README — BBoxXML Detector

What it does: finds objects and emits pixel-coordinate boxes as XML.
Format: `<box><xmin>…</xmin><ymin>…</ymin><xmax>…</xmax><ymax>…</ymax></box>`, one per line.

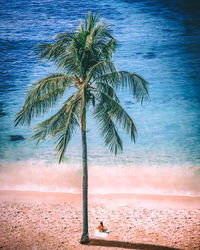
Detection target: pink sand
<box><xmin>0</xmin><ymin>190</ymin><xmax>200</xmax><ymax>249</ymax></box>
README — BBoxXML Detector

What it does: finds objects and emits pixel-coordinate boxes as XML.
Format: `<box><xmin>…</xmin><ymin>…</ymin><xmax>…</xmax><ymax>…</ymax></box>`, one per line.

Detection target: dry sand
<box><xmin>0</xmin><ymin>191</ymin><xmax>200</xmax><ymax>250</ymax></box>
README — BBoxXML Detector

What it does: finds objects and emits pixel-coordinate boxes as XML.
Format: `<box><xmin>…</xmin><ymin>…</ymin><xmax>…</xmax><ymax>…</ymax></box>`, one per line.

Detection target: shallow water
<box><xmin>0</xmin><ymin>0</ymin><xmax>200</xmax><ymax>195</ymax></box>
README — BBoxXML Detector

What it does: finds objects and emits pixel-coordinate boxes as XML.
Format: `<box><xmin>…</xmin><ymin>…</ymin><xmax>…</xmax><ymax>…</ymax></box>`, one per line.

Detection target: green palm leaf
<box><xmin>55</xmin><ymin>94</ymin><xmax>81</xmax><ymax>163</ymax></box>
<box><xmin>15</xmin><ymin>73</ymin><xmax>72</xmax><ymax>126</ymax></box>
<box><xmin>93</xmin><ymin>102</ymin><xmax>123</xmax><ymax>154</ymax></box>
<box><xmin>94</xmin><ymin>90</ymin><xmax>137</xmax><ymax>142</ymax></box>
<box><xmin>86</xmin><ymin>60</ymin><xmax>117</xmax><ymax>83</ymax></box>
<box><xmin>94</xmin><ymin>81</ymin><xmax>119</xmax><ymax>102</ymax></box>
<box><xmin>34</xmin><ymin>32</ymin><xmax>75</xmax><ymax>63</ymax></box>
<box><xmin>30</xmin><ymin>91</ymin><xmax>81</xmax><ymax>162</ymax></box>
<box><xmin>95</xmin><ymin>71</ymin><xmax>149</xmax><ymax>103</ymax></box>
<box><xmin>118</xmin><ymin>71</ymin><xmax>149</xmax><ymax>103</ymax></box>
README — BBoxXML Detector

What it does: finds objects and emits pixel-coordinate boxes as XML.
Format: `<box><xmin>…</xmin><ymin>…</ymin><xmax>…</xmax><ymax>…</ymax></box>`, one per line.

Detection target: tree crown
<box><xmin>15</xmin><ymin>11</ymin><xmax>149</xmax><ymax>162</ymax></box>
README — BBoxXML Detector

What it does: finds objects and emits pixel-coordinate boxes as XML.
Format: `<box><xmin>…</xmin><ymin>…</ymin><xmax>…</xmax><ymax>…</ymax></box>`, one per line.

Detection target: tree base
<box><xmin>80</xmin><ymin>234</ymin><xmax>90</xmax><ymax>244</ymax></box>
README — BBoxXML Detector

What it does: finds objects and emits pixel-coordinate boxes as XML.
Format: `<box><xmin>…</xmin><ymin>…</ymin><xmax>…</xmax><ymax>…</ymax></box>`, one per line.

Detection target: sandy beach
<box><xmin>0</xmin><ymin>191</ymin><xmax>200</xmax><ymax>250</ymax></box>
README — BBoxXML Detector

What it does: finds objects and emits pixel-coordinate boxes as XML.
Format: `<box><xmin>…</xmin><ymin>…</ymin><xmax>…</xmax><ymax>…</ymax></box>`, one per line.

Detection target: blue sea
<box><xmin>0</xmin><ymin>0</ymin><xmax>200</xmax><ymax>195</ymax></box>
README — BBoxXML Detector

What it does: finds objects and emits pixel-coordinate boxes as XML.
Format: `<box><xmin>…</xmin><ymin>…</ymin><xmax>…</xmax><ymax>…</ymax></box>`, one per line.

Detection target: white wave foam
<box><xmin>0</xmin><ymin>161</ymin><xmax>200</xmax><ymax>196</ymax></box>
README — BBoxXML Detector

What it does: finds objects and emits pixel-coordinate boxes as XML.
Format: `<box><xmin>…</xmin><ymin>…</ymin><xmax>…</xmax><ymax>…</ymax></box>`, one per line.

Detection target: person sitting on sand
<box><xmin>95</xmin><ymin>222</ymin><xmax>109</xmax><ymax>237</ymax></box>
<box><xmin>98</xmin><ymin>222</ymin><xmax>108</xmax><ymax>233</ymax></box>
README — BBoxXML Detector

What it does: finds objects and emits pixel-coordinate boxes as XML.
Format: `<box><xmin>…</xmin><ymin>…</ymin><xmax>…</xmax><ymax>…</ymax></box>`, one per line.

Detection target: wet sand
<box><xmin>0</xmin><ymin>190</ymin><xmax>200</xmax><ymax>249</ymax></box>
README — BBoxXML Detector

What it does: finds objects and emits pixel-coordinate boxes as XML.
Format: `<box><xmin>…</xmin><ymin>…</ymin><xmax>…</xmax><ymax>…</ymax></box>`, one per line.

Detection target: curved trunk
<box><xmin>80</xmin><ymin>87</ymin><xmax>89</xmax><ymax>244</ymax></box>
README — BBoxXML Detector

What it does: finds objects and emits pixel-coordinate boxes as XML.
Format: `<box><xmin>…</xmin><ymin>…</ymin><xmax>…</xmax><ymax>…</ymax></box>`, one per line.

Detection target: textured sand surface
<box><xmin>0</xmin><ymin>191</ymin><xmax>199</xmax><ymax>250</ymax></box>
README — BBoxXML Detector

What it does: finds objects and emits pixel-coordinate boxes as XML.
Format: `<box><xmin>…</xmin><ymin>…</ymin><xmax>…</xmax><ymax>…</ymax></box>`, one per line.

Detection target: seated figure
<box><xmin>95</xmin><ymin>221</ymin><xmax>109</xmax><ymax>238</ymax></box>
<box><xmin>98</xmin><ymin>221</ymin><xmax>105</xmax><ymax>232</ymax></box>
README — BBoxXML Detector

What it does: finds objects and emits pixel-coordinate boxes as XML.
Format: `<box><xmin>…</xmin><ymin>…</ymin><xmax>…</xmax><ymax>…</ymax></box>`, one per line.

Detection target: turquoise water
<box><xmin>0</xmin><ymin>0</ymin><xmax>200</xmax><ymax>195</ymax></box>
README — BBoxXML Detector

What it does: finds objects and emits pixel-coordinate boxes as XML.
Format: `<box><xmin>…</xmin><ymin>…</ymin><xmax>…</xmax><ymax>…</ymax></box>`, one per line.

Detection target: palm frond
<box><xmin>85</xmin><ymin>21</ymin><xmax>114</xmax><ymax>48</ymax></box>
<box><xmin>55</xmin><ymin>95</ymin><xmax>81</xmax><ymax>163</ymax></box>
<box><xmin>118</xmin><ymin>71</ymin><xmax>149</xmax><ymax>103</ymax></box>
<box><xmin>15</xmin><ymin>73</ymin><xmax>72</xmax><ymax>126</ymax></box>
<box><xmin>102</xmin><ymin>38</ymin><xmax>117</xmax><ymax>59</ymax></box>
<box><xmin>34</xmin><ymin>32</ymin><xmax>75</xmax><ymax>64</ymax></box>
<box><xmin>74</xmin><ymin>12</ymin><xmax>117</xmax><ymax>77</ymax></box>
<box><xmin>95</xmin><ymin>90</ymin><xmax>137</xmax><ymax>142</ymax></box>
<box><xmin>90</xmin><ymin>22</ymin><xmax>117</xmax><ymax>59</ymax></box>
<box><xmin>30</xmin><ymin>91</ymin><xmax>81</xmax><ymax>162</ymax></box>
<box><xmin>95</xmin><ymin>81</ymin><xmax>119</xmax><ymax>102</ymax></box>
<box><xmin>93</xmin><ymin>102</ymin><xmax>123</xmax><ymax>154</ymax></box>
<box><xmin>94</xmin><ymin>71</ymin><xmax>121</xmax><ymax>86</ymax></box>
<box><xmin>94</xmin><ymin>70</ymin><xmax>149</xmax><ymax>103</ymax></box>
<box><xmin>81</xmin><ymin>11</ymin><xmax>100</xmax><ymax>34</ymax></box>
<box><xmin>86</xmin><ymin>60</ymin><xmax>117</xmax><ymax>83</ymax></box>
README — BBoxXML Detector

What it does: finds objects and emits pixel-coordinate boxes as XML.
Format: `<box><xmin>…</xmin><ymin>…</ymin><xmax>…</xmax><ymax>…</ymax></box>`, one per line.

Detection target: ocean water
<box><xmin>0</xmin><ymin>0</ymin><xmax>200</xmax><ymax>196</ymax></box>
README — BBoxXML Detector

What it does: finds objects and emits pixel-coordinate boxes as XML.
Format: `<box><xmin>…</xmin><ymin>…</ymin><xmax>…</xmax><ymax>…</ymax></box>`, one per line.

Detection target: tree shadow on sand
<box><xmin>87</xmin><ymin>238</ymin><xmax>180</xmax><ymax>250</ymax></box>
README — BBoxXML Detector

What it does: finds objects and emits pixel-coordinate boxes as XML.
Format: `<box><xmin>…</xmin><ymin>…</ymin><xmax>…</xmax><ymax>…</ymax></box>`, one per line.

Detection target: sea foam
<box><xmin>0</xmin><ymin>161</ymin><xmax>199</xmax><ymax>197</ymax></box>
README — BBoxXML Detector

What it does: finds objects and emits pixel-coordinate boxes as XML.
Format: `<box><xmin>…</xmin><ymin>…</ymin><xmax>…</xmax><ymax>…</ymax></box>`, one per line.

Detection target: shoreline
<box><xmin>0</xmin><ymin>190</ymin><xmax>200</xmax><ymax>249</ymax></box>
<box><xmin>0</xmin><ymin>190</ymin><xmax>200</xmax><ymax>209</ymax></box>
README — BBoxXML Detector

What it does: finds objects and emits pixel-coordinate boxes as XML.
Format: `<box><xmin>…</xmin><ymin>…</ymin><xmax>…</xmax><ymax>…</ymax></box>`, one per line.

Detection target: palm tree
<box><xmin>15</xmin><ymin>11</ymin><xmax>149</xmax><ymax>244</ymax></box>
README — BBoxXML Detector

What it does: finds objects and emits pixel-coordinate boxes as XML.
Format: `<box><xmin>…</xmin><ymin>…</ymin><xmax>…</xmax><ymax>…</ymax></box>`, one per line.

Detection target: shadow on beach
<box><xmin>87</xmin><ymin>238</ymin><xmax>180</xmax><ymax>250</ymax></box>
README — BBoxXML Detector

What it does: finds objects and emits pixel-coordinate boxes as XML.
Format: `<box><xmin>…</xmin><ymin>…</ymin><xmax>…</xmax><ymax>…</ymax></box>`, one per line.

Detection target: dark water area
<box><xmin>0</xmin><ymin>0</ymin><xmax>199</xmax><ymax>194</ymax></box>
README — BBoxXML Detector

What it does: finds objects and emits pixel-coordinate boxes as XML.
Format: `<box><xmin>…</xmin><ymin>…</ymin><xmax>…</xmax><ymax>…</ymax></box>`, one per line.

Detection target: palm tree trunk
<box><xmin>80</xmin><ymin>112</ymin><xmax>89</xmax><ymax>244</ymax></box>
